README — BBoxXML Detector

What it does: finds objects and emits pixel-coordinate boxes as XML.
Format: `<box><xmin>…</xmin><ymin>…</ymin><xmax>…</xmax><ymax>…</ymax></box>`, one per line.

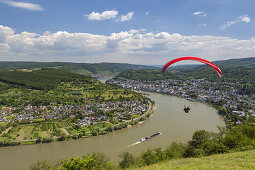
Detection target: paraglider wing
<box><xmin>162</xmin><ymin>57</ymin><xmax>222</xmax><ymax>77</ymax></box>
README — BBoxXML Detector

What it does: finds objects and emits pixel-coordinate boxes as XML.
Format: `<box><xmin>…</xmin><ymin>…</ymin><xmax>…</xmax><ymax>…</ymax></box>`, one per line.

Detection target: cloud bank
<box><xmin>0</xmin><ymin>25</ymin><xmax>255</xmax><ymax>64</ymax></box>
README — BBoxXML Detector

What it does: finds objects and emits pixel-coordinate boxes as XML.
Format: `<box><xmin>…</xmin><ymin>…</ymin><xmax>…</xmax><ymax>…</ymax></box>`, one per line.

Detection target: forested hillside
<box><xmin>182</xmin><ymin>57</ymin><xmax>255</xmax><ymax>83</ymax></box>
<box><xmin>0</xmin><ymin>69</ymin><xmax>93</xmax><ymax>90</ymax></box>
<box><xmin>114</xmin><ymin>69</ymin><xmax>179</xmax><ymax>81</ymax></box>
<box><xmin>214</xmin><ymin>57</ymin><xmax>255</xmax><ymax>67</ymax></box>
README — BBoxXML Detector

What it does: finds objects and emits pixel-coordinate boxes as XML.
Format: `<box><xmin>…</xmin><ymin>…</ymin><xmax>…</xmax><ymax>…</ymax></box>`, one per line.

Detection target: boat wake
<box><xmin>130</xmin><ymin>141</ymin><xmax>141</xmax><ymax>146</ymax></box>
<box><xmin>121</xmin><ymin>141</ymin><xmax>141</xmax><ymax>150</ymax></box>
<box><xmin>122</xmin><ymin>132</ymin><xmax>162</xmax><ymax>150</ymax></box>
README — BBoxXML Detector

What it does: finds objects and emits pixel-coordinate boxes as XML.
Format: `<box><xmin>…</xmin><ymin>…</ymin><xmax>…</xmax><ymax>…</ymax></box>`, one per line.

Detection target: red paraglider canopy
<box><xmin>162</xmin><ymin>56</ymin><xmax>222</xmax><ymax>77</ymax></box>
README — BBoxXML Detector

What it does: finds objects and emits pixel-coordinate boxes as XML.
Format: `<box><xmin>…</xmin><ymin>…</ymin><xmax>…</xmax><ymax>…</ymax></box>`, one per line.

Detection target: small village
<box><xmin>108</xmin><ymin>78</ymin><xmax>255</xmax><ymax>121</ymax></box>
<box><xmin>0</xmin><ymin>100</ymin><xmax>149</xmax><ymax>126</ymax></box>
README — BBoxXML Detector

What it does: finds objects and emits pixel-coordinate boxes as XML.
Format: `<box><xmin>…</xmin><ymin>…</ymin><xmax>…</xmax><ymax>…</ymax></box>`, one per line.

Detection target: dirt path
<box><xmin>61</xmin><ymin>128</ymin><xmax>70</xmax><ymax>136</ymax></box>
<box><xmin>1</xmin><ymin>126</ymin><xmax>12</xmax><ymax>136</ymax></box>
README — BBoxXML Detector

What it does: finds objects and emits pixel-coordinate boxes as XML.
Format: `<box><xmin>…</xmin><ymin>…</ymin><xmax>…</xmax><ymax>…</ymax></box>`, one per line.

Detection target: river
<box><xmin>0</xmin><ymin>92</ymin><xmax>225</xmax><ymax>170</ymax></box>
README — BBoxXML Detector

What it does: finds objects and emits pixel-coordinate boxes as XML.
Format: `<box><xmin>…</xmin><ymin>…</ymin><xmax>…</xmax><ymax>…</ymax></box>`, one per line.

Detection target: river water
<box><xmin>0</xmin><ymin>92</ymin><xmax>225</xmax><ymax>170</ymax></box>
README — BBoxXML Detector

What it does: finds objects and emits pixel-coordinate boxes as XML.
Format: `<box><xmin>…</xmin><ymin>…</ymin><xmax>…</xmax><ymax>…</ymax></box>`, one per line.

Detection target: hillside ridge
<box><xmin>0</xmin><ymin>61</ymin><xmax>156</xmax><ymax>75</ymax></box>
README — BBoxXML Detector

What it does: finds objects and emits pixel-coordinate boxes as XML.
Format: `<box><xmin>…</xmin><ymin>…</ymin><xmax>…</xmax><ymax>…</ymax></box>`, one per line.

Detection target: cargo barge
<box><xmin>139</xmin><ymin>132</ymin><xmax>162</xmax><ymax>142</ymax></box>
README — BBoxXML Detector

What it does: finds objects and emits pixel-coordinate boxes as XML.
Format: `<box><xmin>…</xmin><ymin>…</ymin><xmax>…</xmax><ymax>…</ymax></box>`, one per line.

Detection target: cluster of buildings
<box><xmin>108</xmin><ymin>78</ymin><xmax>255</xmax><ymax>118</ymax></box>
<box><xmin>0</xmin><ymin>100</ymin><xmax>148</xmax><ymax>126</ymax></box>
<box><xmin>75</xmin><ymin>100</ymin><xmax>148</xmax><ymax>127</ymax></box>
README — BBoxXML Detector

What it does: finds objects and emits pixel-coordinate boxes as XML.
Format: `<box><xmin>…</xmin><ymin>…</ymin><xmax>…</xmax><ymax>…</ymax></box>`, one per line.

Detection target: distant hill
<box><xmin>185</xmin><ymin>57</ymin><xmax>255</xmax><ymax>82</ymax></box>
<box><xmin>141</xmin><ymin>149</ymin><xmax>255</xmax><ymax>170</ymax></box>
<box><xmin>114</xmin><ymin>69</ymin><xmax>178</xmax><ymax>81</ymax></box>
<box><xmin>214</xmin><ymin>57</ymin><xmax>255</xmax><ymax>67</ymax></box>
<box><xmin>114</xmin><ymin>57</ymin><xmax>255</xmax><ymax>82</ymax></box>
<box><xmin>166</xmin><ymin>57</ymin><xmax>255</xmax><ymax>70</ymax></box>
<box><xmin>0</xmin><ymin>62</ymin><xmax>156</xmax><ymax>75</ymax></box>
<box><xmin>171</xmin><ymin>64</ymin><xmax>202</xmax><ymax>70</ymax></box>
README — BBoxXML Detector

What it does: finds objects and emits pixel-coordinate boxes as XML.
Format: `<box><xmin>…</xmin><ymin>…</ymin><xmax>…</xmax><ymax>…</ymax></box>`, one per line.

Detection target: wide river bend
<box><xmin>0</xmin><ymin>92</ymin><xmax>225</xmax><ymax>170</ymax></box>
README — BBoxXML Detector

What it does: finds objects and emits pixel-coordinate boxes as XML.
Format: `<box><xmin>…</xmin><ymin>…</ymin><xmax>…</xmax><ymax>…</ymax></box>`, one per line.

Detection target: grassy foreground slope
<box><xmin>141</xmin><ymin>149</ymin><xmax>255</xmax><ymax>170</ymax></box>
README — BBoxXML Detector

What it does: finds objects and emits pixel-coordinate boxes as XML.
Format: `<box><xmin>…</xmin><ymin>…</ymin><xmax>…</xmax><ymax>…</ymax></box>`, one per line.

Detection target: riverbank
<box><xmin>0</xmin><ymin>100</ymin><xmax>155</xmax><ymax>147</ymax></box>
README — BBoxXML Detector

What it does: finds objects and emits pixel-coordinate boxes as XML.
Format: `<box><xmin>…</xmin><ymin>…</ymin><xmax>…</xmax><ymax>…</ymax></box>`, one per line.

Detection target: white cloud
<box><xmin>1</xmin><ymin>25</ymin><xmax>255</xmax><ymax>64</ymax></box>
<box><xmin>220</xmin><ymin>15</ymin><xmax>251</xmax><ymax>30</ymax></box>
<box><xmin>193</xmin><ymin>11</ymin><xmax>207</xmax><ymax>17</ymax></box>
<box><xmin>1</xmin><ymin>0</ymin><xmax>44</xmax><ymax>11</ymax></box>
<box><xmin>119</xmin><ymin>11</ymin><xmax>134</xmax><ymax>22</ymax></box>
<box><xmin>193</xmin><ymin>11</ymin><xmax>202</xmax><ymax>15</ymax></box>
<box><xmin>145</xmin><ymin>11</ymin><xmax>149</xmax><ymax>15</ymax></box>
<box><xmin>0</xmin><ymin>25</ymin><xmax>14</xmax><ymax>43</ymax></box>
<box><xmin>241</xmin><ymin>16</ymin><xmax>251</xmax><ymax>23</ymax></box>
<box><xmin>199</xmin><ymin>24</ymin><xmax>207</xmax><ymax>27</ymax></box>
<box><xmin>85</xmin><ymin>10</ymin><xmax>118</xmax><ymax>21</ymax></box>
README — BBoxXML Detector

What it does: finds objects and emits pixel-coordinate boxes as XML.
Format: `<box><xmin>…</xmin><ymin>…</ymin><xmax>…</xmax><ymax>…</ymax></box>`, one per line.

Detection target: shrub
<box><xmin>60</xmin><ymin>152</ymin><xmax>114</xmax><ymax>169</ymax></box>
<box><xmin>57</xmin><ymin>136</ymin><xmax>65</xmax><ymax>141</ymax></box>
<box><xmin>164</xmin><ymin>142</ymin><xmax>186</xmax><ymax>159</ymax></box>
<box><xmin>140</xmin><ymin>148</ymin><xmax>157</xmax><ymax>165</ymax></box>
<box><xmin>119</xmin><ymin>152</ymin><xmax>135</xmax><ymax>169</ymax></box>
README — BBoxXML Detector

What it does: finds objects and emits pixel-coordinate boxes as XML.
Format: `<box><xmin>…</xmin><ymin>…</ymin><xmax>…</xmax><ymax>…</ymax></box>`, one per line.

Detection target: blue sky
<box><xmin>0</xmin><ymin>0</ymin><xmax>255</xmax><ymax>64</ymax></box>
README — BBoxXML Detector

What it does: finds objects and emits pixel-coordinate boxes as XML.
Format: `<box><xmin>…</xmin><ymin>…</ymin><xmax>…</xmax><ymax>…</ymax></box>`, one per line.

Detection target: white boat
<box><xmin>139</xmin><ymin>137</ymin><xmax>146</xmax><ymax>142</ymax></box>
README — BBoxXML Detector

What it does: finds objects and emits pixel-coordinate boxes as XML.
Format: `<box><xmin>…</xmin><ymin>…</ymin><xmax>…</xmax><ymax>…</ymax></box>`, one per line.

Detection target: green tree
<box><xmin>60</xmin><ymin>152</ymin><xmax>113</xmax><ymax>170</ymax></box>
<box><xmin>140</xmin><ymin>148</ymin><xmax>157</xmax><ymax>165</ymax></box>
<box><xmin>164</xmin><ymin>142</ymin><xmax>186</xmax><ymax>159</ymax></box>
<box><xmin>119</xmin><ymin>152</ymin><xmax>135</xmax><ymax>169</ymax></box>
<box><xmin>189</xmin><ymin>130</ymin><xmax>211</xmax><ymax>148</ymax></box>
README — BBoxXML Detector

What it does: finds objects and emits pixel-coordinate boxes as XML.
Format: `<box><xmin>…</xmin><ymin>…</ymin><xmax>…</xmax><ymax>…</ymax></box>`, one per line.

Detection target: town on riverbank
<box><xmin>108</xmin><ymin>77</ymin><xmax>255</xmax><ymax>126</ymax></box>
<box><xmin>0</xmin><ymin>99</ymin><xmax>154</xmax><ymax>146</ymax></box>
